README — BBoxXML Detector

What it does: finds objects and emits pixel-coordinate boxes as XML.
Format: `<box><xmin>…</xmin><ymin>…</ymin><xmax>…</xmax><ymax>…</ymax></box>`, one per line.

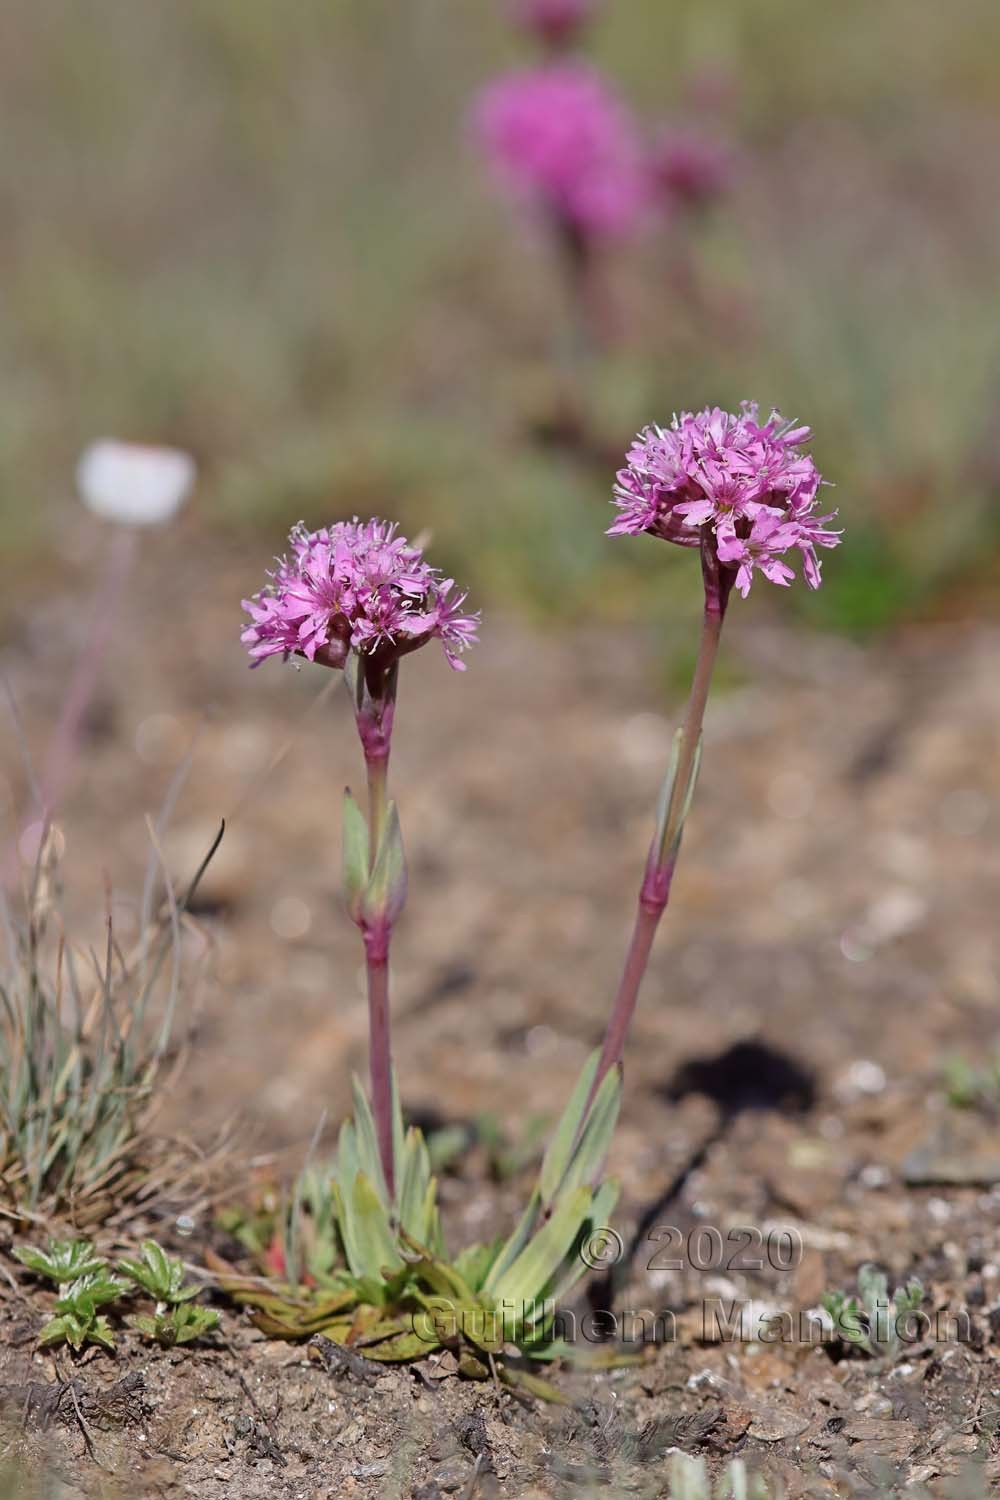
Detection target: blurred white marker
<box><xmin>77</xmin><ymin>439</ymin><xmax>195</xmax><ymax>527</ymax></box>
<box><xmin>270</xmin><ymin>895</ymin><xmax>312</xmax><ymax>941</ymax></box>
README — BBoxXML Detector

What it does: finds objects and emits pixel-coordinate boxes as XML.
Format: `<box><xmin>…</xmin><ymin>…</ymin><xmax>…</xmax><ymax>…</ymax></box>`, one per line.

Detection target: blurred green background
<box><xmin>3</xmin><ymin>0</ymin><xmax>999</xmax><ymax>633</ymax></box>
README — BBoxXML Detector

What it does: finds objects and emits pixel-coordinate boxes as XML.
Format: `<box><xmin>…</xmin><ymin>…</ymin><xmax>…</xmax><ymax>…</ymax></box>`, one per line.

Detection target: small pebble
<box><xmin>836</xmin><ymin>1059</ymin><xmax>887</xmax><ymax>1099</ymax></box>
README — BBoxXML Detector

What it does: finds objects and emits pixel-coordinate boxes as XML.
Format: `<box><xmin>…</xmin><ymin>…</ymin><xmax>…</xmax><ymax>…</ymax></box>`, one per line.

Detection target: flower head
<box><xmin>242</xmin><ymin>519</ymin><xmax>479</xmax><ymax>671</ymax></box>
<box><xmin>610</xmin><ymin>404</ymin><xmax>841</xmax><ymax>594</ymax></box>
<box><xmin>509</xmin><ymin>0</ymin><xmax>599</xmax><ymax>47</ymax></box>
<box><xmin>77</xmin><ymin>440</ymin><xmax>195</xmax><ymax>526</ymax></box>
<box><xmin>650</xmin><ymin>127</ymin><xmax>732</xmax><ymax>211</ymax></box>
<box><xmin>474</xmin><ymin>62</ymin><xmax>648</xmax><ymax>238</ymax></box>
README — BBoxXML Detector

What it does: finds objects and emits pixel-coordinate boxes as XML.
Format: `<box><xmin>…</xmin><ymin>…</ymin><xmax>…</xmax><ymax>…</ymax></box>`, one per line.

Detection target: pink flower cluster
<box><xmin>650</xmin><ymin>127</ymin><xmax>732</xmax><ymax>211</ymax></box>
<box><xmin>510</xmin><ymin>0</ymin><xmax>598</xmax><ymax>46</ymax></box>
<box><xmin>474</xmin><ymin>62</ymin><xmax>648</xmax><ymax>238</ymax></box>
<box><xmin>242</xmin><ymin>519</ymin><xmax>479</xmax><ymax>671</ymax></box>
<box><xmin>610</xmin><ymin>405</ymin><xmax>841</xmax><ymax>596</ymax></box>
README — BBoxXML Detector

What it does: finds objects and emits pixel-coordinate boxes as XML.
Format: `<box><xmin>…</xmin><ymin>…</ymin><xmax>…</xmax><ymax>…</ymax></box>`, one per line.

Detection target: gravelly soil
<box><xmin>1</xmin><ymin>526</ymin><xmax>999</xmax><ymax>1496</ymax></box>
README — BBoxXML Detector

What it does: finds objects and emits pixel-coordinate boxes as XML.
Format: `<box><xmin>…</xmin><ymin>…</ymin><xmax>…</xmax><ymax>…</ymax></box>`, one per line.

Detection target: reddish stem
<box><xmin>364</xmin><ymin>944</ymin><xmax>395</xmax><ymax>1200</ymax></box>
<box><xmin>591</xmin><ymin>540</ymin><xmax>732</xmax><ymax>1097</ymax></box>
<box><xmin>358</xmin><ymin>683</ymin><xmax>396</xmax><ymax>1199</ymax></box>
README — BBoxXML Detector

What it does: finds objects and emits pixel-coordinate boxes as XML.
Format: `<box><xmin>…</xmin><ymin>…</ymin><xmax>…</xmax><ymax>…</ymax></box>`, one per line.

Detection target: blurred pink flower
<box><xmin>610</xmin><ymin>404</ymin><xmax>841</xmax><ymax>593</ymax></box>
<box><xmin>242</xmin><ymin>519</ymin><xmax>479</xmax><ymax>671</ymax></box>
<box><xmin>509</xmin><ymin>0</ymin><xmax>598</xmax><ymax>47</ymax></box>
<box><xmin>650</xmin><ymin>127</ymin><xmax>732</xmax><ymax>211</ymax></box>
<box><xmin>474</xmin><ymin>62</ymin><xmax>649</xmax><ymax>238</ymax></box>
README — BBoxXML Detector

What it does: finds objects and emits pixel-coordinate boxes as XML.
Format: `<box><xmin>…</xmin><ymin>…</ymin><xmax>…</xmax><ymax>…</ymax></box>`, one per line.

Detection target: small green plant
<box><xmin>118</xmin><ymin>1238</ymin><xmax>202</xmax><ymax>1303</ymax></box>
<box><xmin>214</xmin><ymin>1059</ymin><xmax>621</xmax><ymax>1398</ymax></box>
<box><xmin>37</xmin><ymin>1268</ymin><xmax>126</xmax><ymax>1352</ymax></box>
<box><xmin>943</xmin><ymin>1053</ymin><xmax>1000</xmax><ymax>1111</ymax></box>
<box><xmin>0</xmin><ymin>820</ymin><xmax>221</xmax><ymax>1219</ymax></box>
<box><xmin>14</xmin><ymin>1238</ymin><xmax>126</xmax><ymax>1351</ymax></box>
<box><xmin>14</xmin><ymin>1235</ymin><xmax>218</xmax><ymax>1352</ymax></box>
<box><xmin>821</xmin><ymin>1262</ymin><xmax>924</xmax><ymax>1361</ymax></box>
<box><xmin>12</xmin><ymin>1237</ymin><xmax>106</xmax><ymax>1284</ymax></box>
<box><xmin>129</xmin><ymin>1300</ymin><xmax>220</xmax><ymax>1348</ymax></box>
<box><xmin>119</xmin><ymin>1238</ymin><xmax>220</xmax><ymax>1346</ymax></box>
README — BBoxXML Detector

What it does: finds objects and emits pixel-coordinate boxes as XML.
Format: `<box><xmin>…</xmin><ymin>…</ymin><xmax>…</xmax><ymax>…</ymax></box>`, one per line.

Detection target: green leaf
<box><xmin>482</xmin><ymin>1189</ymin><xmax>541</xmax><ymax>1296</ymax></box>
<box><xmin>58</xmin><ymin>1270</ymin><xmax>127</xmax><ymax>1313</ymax></box>
<box><xmin>171</xmin><ymin>1304</ymin><xmax>220</xmax><ymax>1345</ymax></box>
<box><xmin>391</xmin><ymin>1071</ymin><xmax>406</xmax><ymax>1206</ymax></box>
<box><xmin>490</xmin><ymin>1186</ymin><xmax>593</xmax><ymax>1308</ymax></box>
<box><xmin>128</xmin><ymin>1314</ymin><xmax>161</xmax><ymax>1339</ymax></box>
<box><xmin>858</xmin><ymin>1263</ymin><xmax>889</xmax><ymax>1314</ymax></box>
<box><xmin>143</xmin><ymin>1239</ymin><xmax>171</xmax><ymax>1289</ymax></box>
<box><xmin>498</xmin><ymin>1363</ymin><xmax>572</xmax><ymax>1406</ymax></box>
<box><xmin>361</xmin><ymin>801</ymin><xmax>407</xmax><ymax>928</ymax></box>
<box><xmin>538</xmin><ymin>1051</ymin><xmax>599</xmax><ymax>1207</ymax></box>
<box><xmin>39</xmin><ymin>1304</ymin><xmax>117</xmax><ymax>1352</ymax></box>
<box><xmin>895</xmin><ymin>1278</ymin><xmax>923</xmax><ymax>1314</ymax></box>
<box><xmin>556</xmin><ymin>1067</ymin><xmax>622</xmax><ymax>1200</ymax></box>
<box><xmin>349</xmin><ymin>1076</ymin><xmax>390</xmax><ymax>1206</ymax></box>
<box><xmin>652</xmin><ymin>728</ymin><xmax>704</xmax><ymax>861</ymax></box>
<box><xmin>333</xmin><ymin>1117</ymin><xmax>360</xmax><ymax>1211</ymax></box>
<box><xmin>14</xmin><ymin>1238</ymin><xmax>105</xmax><ymax>1284</ymax></box>
<box><xmin>38</xmin><ymin>1314</ymin><xmax>77</xmax><ymax>1348</ymax></box>
<box><xmin>398</xmin><ymin>1127</ymin><xmax>433</xmax><ymax>1239</ymax></box>
<box><xmin>410</xmin><ymin>1285</ymin><xmax>503</xmax><ymax>1355</ymax></box>
<box><xmin>399</xmin><ymin>1236</ymin><xmax>480</xmax><ymax>1305</ymax></box>
<box><xmin>119</xmin><ymin>1239</ymin><xmax>190</xmax><ymax>1301</ymax></box>
<box><xmin>357</xmin><ymin>1328</ymin><xmax>438</xmax><ymax>1362</ymax></box>
<box><xmin>539</xmin><ymin>1178</ymin><xmax>620</xmax><ymax>1316</ymax></box>
<box><xmin>88</xmin><ymin>1315</ymin><xmax>116</xmax><ymax>1351</ymax></box>
<box><xmin>343</xmin><ymin>650</ymin><xmax>363</xmax><ymax>713</ymax></box>
<box><xmin>453</xmin><ymin>1237</ymin><xmax>505</xmax><ymax>1295</ymax></box>
<box><xmin>129</xmin><ymin>1302</ymin><xmax>219</xmax><ymax>1347</ymax></box>
<box><xmin>342</xmin><ymin>789</ymin><xmax>370</xmax><ymax>923</ymax></box>
<box><xmin>348</xmin><ymin>1172</ymin><xmax>402</xmax><ymax>1281</ymax></box>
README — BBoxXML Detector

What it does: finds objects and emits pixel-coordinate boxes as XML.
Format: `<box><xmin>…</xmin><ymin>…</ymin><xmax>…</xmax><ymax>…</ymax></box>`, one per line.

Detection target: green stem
<box><xmin>366</xmin><ymin>756</ymin><xmax>388</xmax><ymax>872</ymax></box>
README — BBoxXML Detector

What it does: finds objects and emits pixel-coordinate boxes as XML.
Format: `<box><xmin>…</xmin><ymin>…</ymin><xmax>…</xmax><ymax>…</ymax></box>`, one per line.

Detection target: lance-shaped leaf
<box><xmin>482</xmin><ymin>1188</ymin><xmax>541</xmax><ymax>1296</ymax></box>
<box><xmin>652</xmin><ymin>728</ymin><xmax>704</xmax><ymax>861</ymax></box>
<box><xmin>361</xmin><ymin>801</ymin><xmax>407</xmax><ymax>929</ymax></box>
<box><xmin>390</xmin><ymin>1071</ymin><xmax>406</xmax><ymax>1204</ymax></box>
<box><xmin>337</xmin><ymin>1171</ymin><xmax>402</xmax><ymax>1282</ymax></box>
<box><xmin>490</xmin><ymin>1185</ymin><xmax>593</xmax><ymax>1308</ymax></box>
<box><xmin>342</xmin><ymin>789</ymin><xmax>370</xmax><ymax>923</ymax></box>
<box><xmin>554</xmin><ymin>1066</ymin><xmax>622</xmax><ymax>1201</ymax></box>
<box><xmin>333</xmin><ymin>1116</ymin><xmax>361</xmax><ymax>1212</ymax></box>
<box><xmin>540</xmin><ymin>1178</ymin><xmax>620</xmax><ymax>1314</ymax></box>
<box><xmin>350</xmin><ymin>1074</ymin><xmax>390</xmax><ymax>1206</ymax></box>
<box><xmin>397</xmin><ymin>1127</ymin><xmax>434</xmax><ymax>1242</ymax></box>
<box><xmin>538</xmin><ymin>1051</ymin><xmax>599</xmax><ymax>1208</ymax></box>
